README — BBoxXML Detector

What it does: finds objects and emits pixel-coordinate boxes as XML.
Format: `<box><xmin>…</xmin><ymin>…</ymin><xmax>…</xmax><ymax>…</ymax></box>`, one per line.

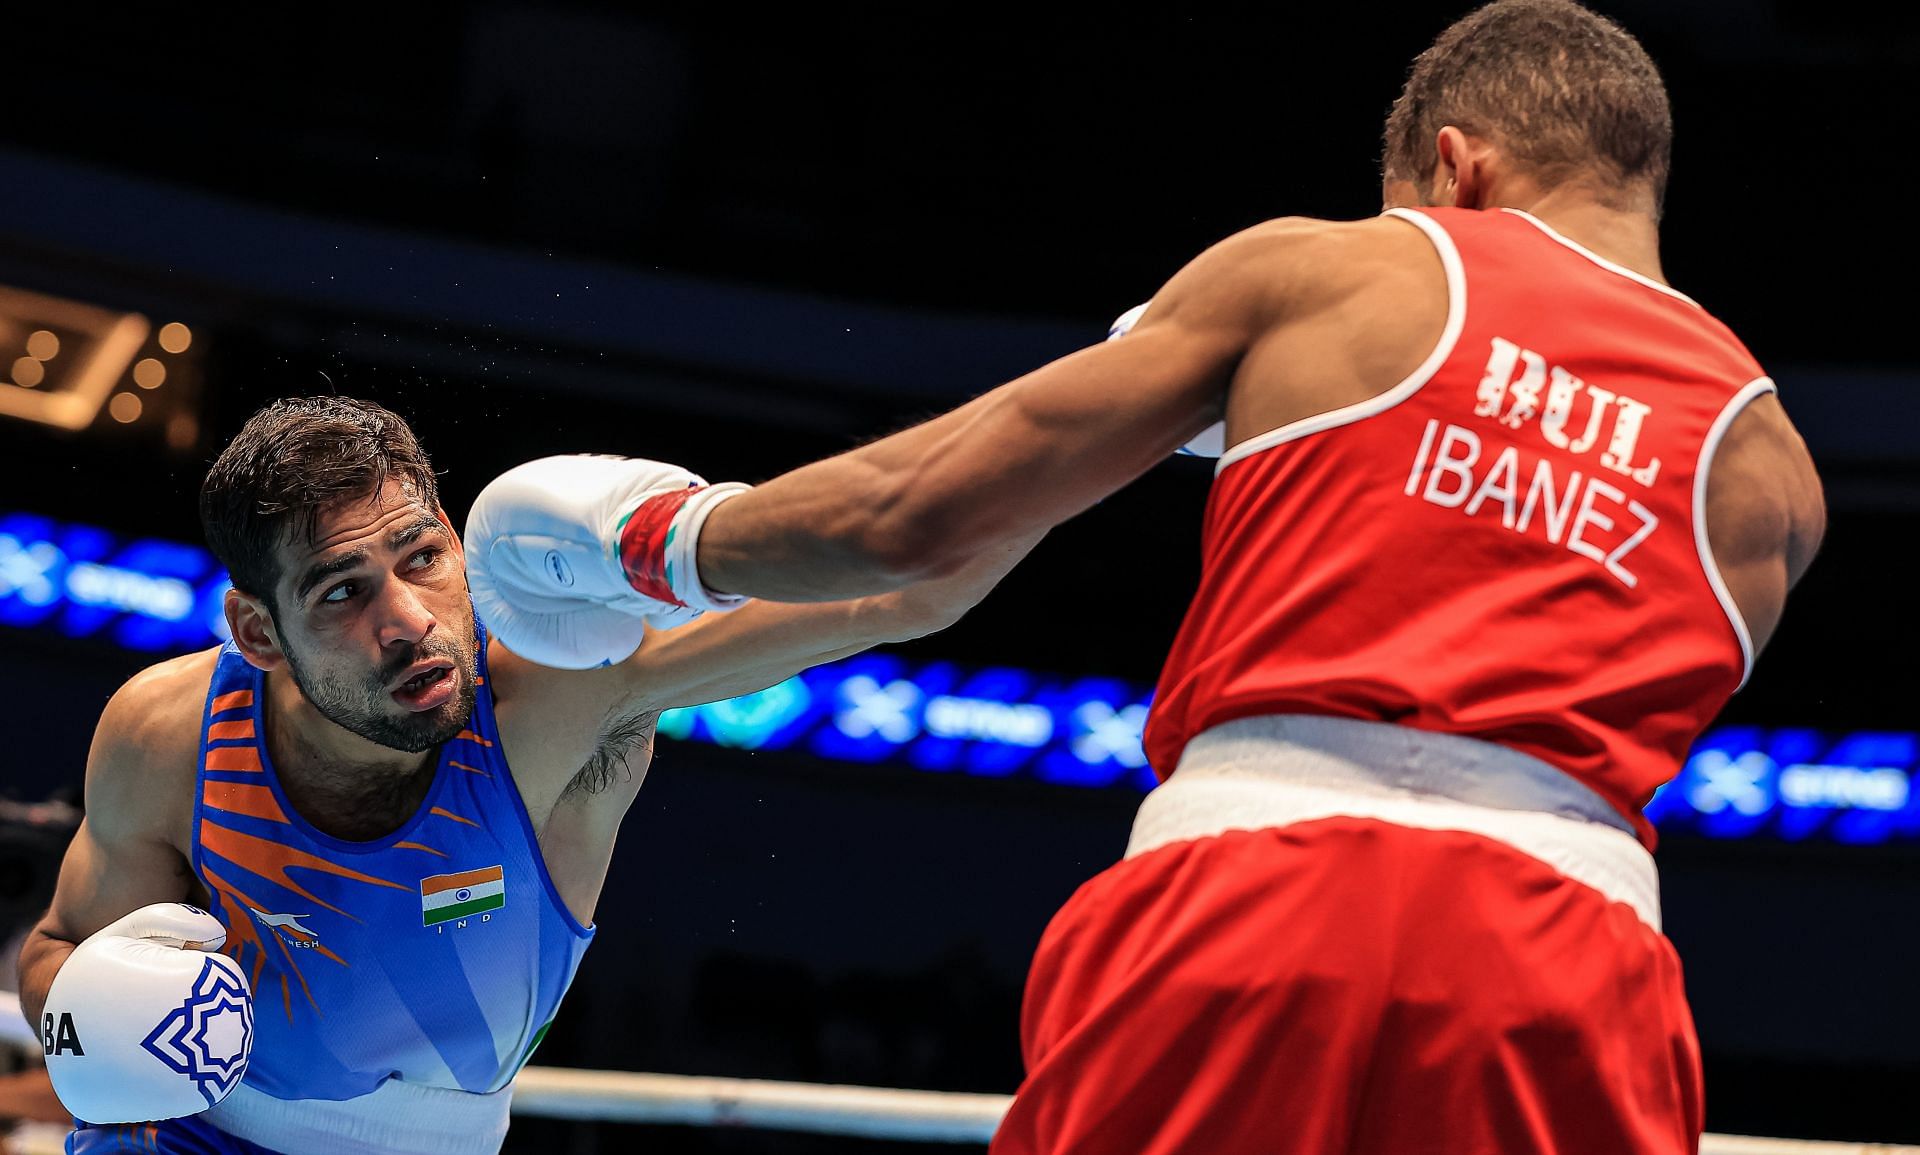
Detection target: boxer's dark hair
<box><xmin>1383</xmin><ymin>0</ymin><xmax>1672</xmax><ymax>216</ymax></box>
<box><xmin>200</xmin><ymin>396</ymin><xmax>440</xmax><ymax>613</ymax></box>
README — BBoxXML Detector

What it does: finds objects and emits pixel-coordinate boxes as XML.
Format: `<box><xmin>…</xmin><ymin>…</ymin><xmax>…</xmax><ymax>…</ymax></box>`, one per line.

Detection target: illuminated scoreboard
<box><xmin>1</xmin><ymin>511</ymin><xmax>1912</xmax><ymax>847</ymax></box>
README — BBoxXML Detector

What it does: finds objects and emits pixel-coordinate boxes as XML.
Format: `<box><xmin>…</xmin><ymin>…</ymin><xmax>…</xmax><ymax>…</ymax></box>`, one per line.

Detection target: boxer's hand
<box><xmin>465</xmin><ymin>454</ymin><xmax>751</xmax><ymax>669</ymax></box>
<box><xmin>1109</xmin><ymin>301</ymin><xmax>1226</xmax><ymax>458</ymax></box>
<box><xmin>43</xmin><ymin>903</ymin><xmax>253</xmax><ymax>1124</ymax></box>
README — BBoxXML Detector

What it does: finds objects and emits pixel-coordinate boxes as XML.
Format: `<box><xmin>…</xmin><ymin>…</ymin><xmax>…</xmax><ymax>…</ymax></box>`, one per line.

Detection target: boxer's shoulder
<box><xmin>86</xmin><ymin>648</ymin><xmax>217</xmax><ymax>841</ymax></box>
<box><xmin>1218</xmin><ymin>213</ymin><xmax>1429</xmax><ymax>251</ymax></box>
<box><xmin>1270</xmin><ymin>215</ymin><xmax>1443</xmax><ymax>286</ymax></box>
<box><xmin>1183</xmin><ymin>215</ymin><xmax>1440</xmax><ymax>317</ymax></box>
<box><xmin>100</xmin><ymin>647</ymin><xmax>220</xmax><ymax>756</ymax></box>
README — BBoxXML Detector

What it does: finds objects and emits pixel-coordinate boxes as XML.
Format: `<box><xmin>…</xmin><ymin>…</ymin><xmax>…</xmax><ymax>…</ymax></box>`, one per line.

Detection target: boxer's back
<box><xmin>1145</xmin><ymin>205</ymin><xmax>1817</xmax><ymax>841</ymax></box>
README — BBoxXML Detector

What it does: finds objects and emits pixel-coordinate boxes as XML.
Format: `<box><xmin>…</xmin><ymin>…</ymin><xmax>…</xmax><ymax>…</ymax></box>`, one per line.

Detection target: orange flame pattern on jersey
<box><xmin>200</xmin><ymin>818</ymin><xmax>409</xmax><ymax>919</ymax></box>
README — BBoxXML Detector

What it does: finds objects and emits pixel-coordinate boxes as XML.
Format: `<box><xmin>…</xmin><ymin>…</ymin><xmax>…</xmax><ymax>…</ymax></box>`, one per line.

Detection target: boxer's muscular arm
<box><xmin>617</xmin><ymin>526</ymin><xmax>1045</xmax><ymax>713</ymax></box>
<box><xmin>17</xmin><ymin>661</ymin><xmax>201</xmax><ymax>1027</ymax></box>
<box><xmin>695</xmin><ymin>220</ymin><xmax>1323</xmax><ymax>602</ymax></box>
<box><xmin>1702</xmin><ymin>392</ymin><xmax>1827</xmax><ymax>655</ymax></box>
<box><xmin>487</xmin><ymin>526</ymin><xmax>1044</xmax><ymax>793</ymax></box>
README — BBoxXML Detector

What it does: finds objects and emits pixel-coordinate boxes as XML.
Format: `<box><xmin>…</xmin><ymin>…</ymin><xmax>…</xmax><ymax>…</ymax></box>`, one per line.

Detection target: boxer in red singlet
<box><xmin>533</xmin><ymin>1</ymin><xmax>1827</xmax><ymax>1150</ymax></box>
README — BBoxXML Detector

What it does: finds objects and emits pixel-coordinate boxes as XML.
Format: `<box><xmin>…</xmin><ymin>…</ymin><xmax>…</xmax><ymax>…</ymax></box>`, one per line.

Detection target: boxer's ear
<box><xmin>226</xmin><ymin>588</ymin><xmax>287</xmax><ymax>673</ymax></box>
<box><xmin>1435</xmin><ymin>127</ymin><xmax>1498</xmax><ymax>210</ymax></box>
<box><xmin>434</xmin><ymin>504</ymin><xmax>464</xmax><ymax>560</ymax></box>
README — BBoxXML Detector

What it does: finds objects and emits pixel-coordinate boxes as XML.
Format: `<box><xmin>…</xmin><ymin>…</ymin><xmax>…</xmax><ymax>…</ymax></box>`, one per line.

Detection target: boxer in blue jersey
<box><xmin>16</xmin><ymin>396</ymin><xmax>1038</xmax><ymax>1155</ymax></box>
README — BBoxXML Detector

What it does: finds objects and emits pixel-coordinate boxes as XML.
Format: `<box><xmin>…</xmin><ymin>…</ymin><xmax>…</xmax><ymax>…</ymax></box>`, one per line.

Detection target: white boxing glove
<box><xmin>43</xmin><ymin>902</ymin><xmax>252</xmax><ymax>1124</ymax></box>
<box><xmin>1108</xmin><ymin>301</ymin><xmax>1226</xmax><ymax>458</ymax></box>
<box><xmin>464</xmin><ymin>454</ymin><xmax>752</xmax><ymax>670</ymax></box>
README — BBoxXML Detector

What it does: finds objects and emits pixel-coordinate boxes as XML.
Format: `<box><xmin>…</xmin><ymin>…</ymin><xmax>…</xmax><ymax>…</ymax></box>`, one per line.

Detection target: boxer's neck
<box><xmin>1492</xmin><ymin>178</ymin><xmax>1668</xmax><ymax>290</ymax></box>
<box><xmin>261</xmin><ymin>667</ymin><xmax>440</xmax><ymax>843</ymax></box>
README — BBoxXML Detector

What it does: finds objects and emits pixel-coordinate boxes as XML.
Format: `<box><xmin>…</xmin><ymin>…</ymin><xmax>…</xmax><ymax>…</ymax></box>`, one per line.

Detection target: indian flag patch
<box><xmin>421</xmin><ymin>866</ymin><xmax>505</xmax><ymax>926</ymax></box>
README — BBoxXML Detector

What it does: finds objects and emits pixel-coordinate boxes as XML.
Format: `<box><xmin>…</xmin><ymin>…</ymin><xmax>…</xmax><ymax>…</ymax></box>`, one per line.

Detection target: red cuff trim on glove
<box><xmin>617</xmin><ymin>485</ymin><xmax>700</xmax><ymax>606</ymax></box>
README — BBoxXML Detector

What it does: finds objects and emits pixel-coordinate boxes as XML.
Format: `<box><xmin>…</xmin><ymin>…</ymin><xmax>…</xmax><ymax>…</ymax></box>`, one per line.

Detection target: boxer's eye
<box><xmin>408</xmin><ymin>547</ymin><xmax>440</xmax><ymax>570</ymax></box>
<box><xmin>320</xmin><ymin>582</ymin><xmax>357</xmax><ymax>605</ymax></box>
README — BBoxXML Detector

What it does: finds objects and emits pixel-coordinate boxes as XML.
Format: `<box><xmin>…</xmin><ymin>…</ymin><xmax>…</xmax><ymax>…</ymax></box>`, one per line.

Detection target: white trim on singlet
<box><xmin>1695</xmin><ymin>376</ymin><xmax>1778</xmax><ymax>691</ymax></box>
<box><xmin>1213</xmin><ymin>207</ymin><xmax>1468</xmax><ymax>474</ymax></box>
<box><xmin>1499</xmin><ymin>208</ymin><xmax>1702</xmax><ymax>309</ymax></box>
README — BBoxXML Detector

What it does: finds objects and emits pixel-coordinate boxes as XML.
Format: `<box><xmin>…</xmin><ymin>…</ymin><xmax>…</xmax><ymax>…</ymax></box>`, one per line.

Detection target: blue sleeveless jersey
<box><xmin>190</xmin><ymin>627</ymin><xmax>594</xmax><ymax>1101</ymax></box>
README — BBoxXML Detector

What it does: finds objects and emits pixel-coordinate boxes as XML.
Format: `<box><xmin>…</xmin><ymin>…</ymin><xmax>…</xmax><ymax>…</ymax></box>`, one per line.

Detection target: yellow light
<box><xmin>11</xmin><ymin>357</ymin><xmax>44</xmax><ymax>387</ymax></box>
<box><xmin>166</xmin><ymin>412</ymin><xmax>198</xmax><ymax>449</ymax></box>
<box><xmin>0</xmin><ymin>288</ymin><xmax>148</xmax><ymax>432</ymax></box>
<box><xmin>133</xmin><ymin>358</ymin><xmax>166</xmax><ymax>389</ymax></box>
<box><xmin>158</xmin><ymin>322</ymin><xmax>192</xmax><ymax>354</ymax></box>
<box><xmin>109</xmin><ymin>392</ymin><xmax>143</xmax><ymax>423</ymax></box>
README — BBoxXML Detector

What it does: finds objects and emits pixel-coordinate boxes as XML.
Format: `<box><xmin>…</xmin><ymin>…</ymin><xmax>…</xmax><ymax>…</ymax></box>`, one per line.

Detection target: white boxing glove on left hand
<box><xmin>42</xmin><ymin>902</ymin><xmax>252</xmax><ymax>1124</ymax></box>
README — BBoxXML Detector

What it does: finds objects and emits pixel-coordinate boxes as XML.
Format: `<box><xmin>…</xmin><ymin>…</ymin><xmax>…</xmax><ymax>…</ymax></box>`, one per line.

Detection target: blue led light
<box><xmin>663</xmin><ymin>670</ymin><xmax>825</xmax><ymax>753</ymax></box>
<box><xmin>0</xmin><ymin>513</ymin><xmax>232</xmax><ymax>651</ymax></box>
<box><xmin>666</xmin><ymin>679</ymin><xmax>1920</xmax><ymax>844</ymax></box>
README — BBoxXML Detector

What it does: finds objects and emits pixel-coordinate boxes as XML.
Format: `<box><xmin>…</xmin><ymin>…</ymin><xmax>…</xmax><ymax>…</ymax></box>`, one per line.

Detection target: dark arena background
<box><xmin>1</xmin><ymin>3</ymin><xmax>1917</xmax><ymax>1153</ymax></box>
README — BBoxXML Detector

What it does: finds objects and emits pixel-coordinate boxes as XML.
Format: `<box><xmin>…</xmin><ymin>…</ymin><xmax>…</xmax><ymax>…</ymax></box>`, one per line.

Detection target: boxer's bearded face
<box><xmin>270</xmin><ymin>480</ymin><xmax>479</xmax><ymax>753</ymax></box>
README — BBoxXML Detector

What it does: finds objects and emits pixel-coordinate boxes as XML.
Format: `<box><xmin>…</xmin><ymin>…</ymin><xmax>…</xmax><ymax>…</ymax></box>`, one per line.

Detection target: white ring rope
<box><xmin>512</xmin><ymin>1067</ymin><xmax>1007</xmax><ymax>1142</ymax></box>
<box><xmin>504</xmin><ymin>1067</ymin><xmax>1920</xmax><ymax>1154</ymax></box>
<box><xmin>6</xmin><ymin>1065</ymin><xmax>1917</xmax><ymax>1152</ymax></box>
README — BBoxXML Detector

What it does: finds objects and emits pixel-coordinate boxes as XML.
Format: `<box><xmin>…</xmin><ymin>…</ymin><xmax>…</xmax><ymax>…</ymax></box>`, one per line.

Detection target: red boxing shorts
<box><xmin>991</xmin><ymin>717</ymin><xmax>1702</xmax><ymax>1155</ymax></box>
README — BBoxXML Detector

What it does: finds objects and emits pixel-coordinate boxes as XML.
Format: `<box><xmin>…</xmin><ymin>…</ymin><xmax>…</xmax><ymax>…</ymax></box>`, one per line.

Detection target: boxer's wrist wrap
<box><xmin>616</xmin><ymin>482</ymin><xmax>752</xmax><ymax>613</ymax></box>
<box><xmin>617</xmin><ymin>486</ymin><xmax>698</xmax><ymax>606</ymax></box>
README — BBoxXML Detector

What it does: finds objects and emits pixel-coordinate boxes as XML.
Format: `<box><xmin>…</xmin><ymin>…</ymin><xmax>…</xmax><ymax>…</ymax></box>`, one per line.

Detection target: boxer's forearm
<box><xmin>695</xmin><ymin>466</ymin><xmax>930</xmax><ymax>601</ymax></box>
<box><xmin>15</xmin><ymin>927</ymin><xmax>76</xmax><ymax>1028</ymax></box>
<box><xmin>0</xmin><ymin>1068</ymin><xmax>68</xmax><ymax>1124</ymax></box>
<box><xmin>613</xmin><ymin>528</ymin><xmax>1044</xmax><ymax>716</ymax></box>
<box><xmin>853</xmin><ymin>525</ymin><xmax>1047</xmax><ymax>635</ymax></box>
<box><xmin>698</xmin><ymin>346</ymin><xmax>1215</xmax><ymax>603</ymax></box>
<box><xmin>693</xmin><ymin>225</ymin><xmax>1289</xmax><ymax>604</ymax></box>
<box><xmin>697</xmin><ymin>392</ymin><xmax>1008</xmax><ymax>602</ymax></box>
<box><xmin>0</xmin><ymin>1068</ymin><xmax>63</xmax><ymax>1121</ymax></box>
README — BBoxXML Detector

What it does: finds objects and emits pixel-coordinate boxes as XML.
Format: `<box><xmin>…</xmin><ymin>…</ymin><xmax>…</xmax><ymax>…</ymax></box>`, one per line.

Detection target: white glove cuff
<box><xmin>98</xmin><ymin>903</ymin><xmax>229</xmax><ymax>951</ymax></box>
<box><xmin>663</xmin><ymin>482</ymin><xmax>752</xmax><ymax>613</ymax></box>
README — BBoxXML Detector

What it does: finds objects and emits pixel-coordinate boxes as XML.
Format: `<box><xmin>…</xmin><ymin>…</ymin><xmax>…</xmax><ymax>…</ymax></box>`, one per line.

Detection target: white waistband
<box><xmin>205</xmin><ymin>1078</ymin><xmax>513</xmax><ymax>1155</ymax></box>
<box><xmin>1127</xmin><ymin>716</ymin><xmax>1661</xmax><ymax>930</ymax></box>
